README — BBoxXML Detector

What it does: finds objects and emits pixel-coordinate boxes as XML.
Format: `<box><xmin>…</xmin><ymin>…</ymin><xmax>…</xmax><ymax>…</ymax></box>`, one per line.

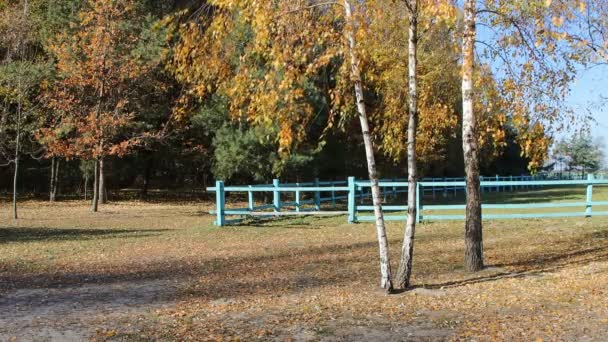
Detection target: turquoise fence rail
<box><xmin>419</xmin><ymin>174</ymin><xmax>608</xmax><ymax>222</ymax></box>
<box><xmin>208</xmin><ymin>177</ymin><xmax>411</xmax><ymax>226</ymax></box>
<box><xmin>207</xmin><ymin>174</ymin><xmax>606</xmax><ymax>226</ymax></box>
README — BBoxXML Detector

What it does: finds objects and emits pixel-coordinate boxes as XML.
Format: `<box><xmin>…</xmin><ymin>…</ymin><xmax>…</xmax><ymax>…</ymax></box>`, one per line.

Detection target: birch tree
<box><xmin>456</xmin><ymin>0</ymin><xmax>594</xmax><ymax>271</ymax></box>
<box><xmin>343</xmin><ymin>0</ymin><xmax>393</xmax><ymax>291</ymax></box>
<box><xmin>461</xmin><ymin>0</ymin><xmax>484</xmax><ymax>271</ymax></box>
<box><xmin>395</xmin><ymin>0</ymin><xmax>419</xmax><ymax>289</ymax></box>
<box><xmin>167</xmin><ymin>0</ymin><xmax>394</xmax><ymax>291</ymax></box>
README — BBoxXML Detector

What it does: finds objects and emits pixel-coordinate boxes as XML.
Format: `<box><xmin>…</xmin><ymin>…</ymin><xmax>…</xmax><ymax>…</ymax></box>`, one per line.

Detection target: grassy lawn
<box><xmin>1</xmin><ymin>194</ymin><xmax>607</xmax><ymax>340</ymax></box>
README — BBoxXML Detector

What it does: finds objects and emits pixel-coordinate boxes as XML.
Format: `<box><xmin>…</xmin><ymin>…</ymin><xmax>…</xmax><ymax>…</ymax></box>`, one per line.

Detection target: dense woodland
<box><xmin>1</xmin><ymin>0</ymin><xmax>607</xmax><ymax>289</ymax></box>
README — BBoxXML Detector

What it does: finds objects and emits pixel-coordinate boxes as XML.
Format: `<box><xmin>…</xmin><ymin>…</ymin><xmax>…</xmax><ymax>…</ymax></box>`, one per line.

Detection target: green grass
<box><xmin>417</xmin><ymin>184</ymin><xmax>608</xmax><ymax>217</ymax></box>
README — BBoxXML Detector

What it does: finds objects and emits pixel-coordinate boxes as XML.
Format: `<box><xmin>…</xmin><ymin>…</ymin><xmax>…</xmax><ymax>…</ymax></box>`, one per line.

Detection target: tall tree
<box><xmin>455</xmin><ymin>0</ymin><xmax>593</xmax><ymax>270</ymax></box>
<box><xmin>343</xmin><ymin>0</ymin><xmax>393</xmax><ymax>291</ymax></box>
<box><xmin>166</xmin><ymin>0</ymin><xmax>397</xmax><ymax>289</ymax></box>
<box><xmin>0</xmin><ymin>0</ymin><xmax>48</xmax><ymax>219</ymax></box>
<box><xmin>554</xmin><ymin>133</ymin><xmax>604</xmax><ymax>176</ymax></box>
<box><xmin>461</xmin><ymin>0</ymin><xmax>484</xmax><ymax>272</ymax></box>
<box><xmin>395</xmin><ymin>0</ymin><xmax>418</xmax><ymax>289</ymax></box>
<box><xmin>40</xmin><ymin>0</ymin><xmax>160</xmax><ymax>211</ymax></box>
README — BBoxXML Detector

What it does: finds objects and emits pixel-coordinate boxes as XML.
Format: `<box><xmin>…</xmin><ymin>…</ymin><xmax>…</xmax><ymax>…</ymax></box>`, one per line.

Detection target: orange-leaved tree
<box><xmin>40</xmin><ymin>0</ymin><xmax>157</xmax><ymax>211</ymax></box>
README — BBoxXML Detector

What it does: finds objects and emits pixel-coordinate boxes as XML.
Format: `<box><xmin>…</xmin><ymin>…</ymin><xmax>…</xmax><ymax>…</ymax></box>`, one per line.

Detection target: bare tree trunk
<box><xmin>12</xmin><ymin>153</ymin><xmax>19</xmax><ymax>220</ymax></box>
<box><xmin>92</xmin><ymin>159</ymin><xmax>99</xmax><ymax>212</ymax></box>
<box><xmin>49</xmin><ymin>157</ymin><xmax>55</xmax><ymax>202</ymax></box>
<box><xmin>53</xmin><ymin>159</ymin><xmax>60</xmax><ymax>200</ymax></box>
<box><xmin>462</xmin><ymin>0</ymin><xmax>484</xmax><ymax>272</ymax></box>
<box><xmin>99</xmin><ymin>157</ymin><xmax>107</xmax><ymax>204</ymax></box>
<box><xmin>84</xmin><ymin>173</ymin><xmax>89</xmax><ymax>201</ymax></box>
<box><xmin>93</xmin><ymin>78</ymin><xmax>104</xmax><ymax>208</ymax></box>
<box><xmin>49</xmin><ymin>158</ymin><xmax>60</xmax><ymax>201</ymax></box>
<box><xmin>344</xmin><ymin>0</ymin><xmax>393</xmax><ymax>292</ymax></box>
<box><xmin>12</xmin><ymin>86</ymin><xmax>22</xmax><ymax>220</ymax></box>
<box><xmin>50</xmin><ymin>157</ymin><xmax>56</xmax><ymax>202</ymax></box>
<box><xmin>396</xmin><ymin>0</ymin><xmax>418</xmax><ymax>289</ymax></box>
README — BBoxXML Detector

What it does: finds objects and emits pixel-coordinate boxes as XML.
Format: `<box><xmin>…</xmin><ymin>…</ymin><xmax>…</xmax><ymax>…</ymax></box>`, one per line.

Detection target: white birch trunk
<box><xmin>396</xmin><ymin>0</ymin><xmax>418</xmax><ymax>289</ymax></box>
<box><xmin>343</xmin><ymin>0</ymin><xmax>393</xmax><ymax>291</ymax></box>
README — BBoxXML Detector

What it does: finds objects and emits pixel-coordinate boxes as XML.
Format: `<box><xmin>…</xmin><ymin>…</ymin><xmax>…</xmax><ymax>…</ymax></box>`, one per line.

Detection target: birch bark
<box><xmin>396</xmin><ymin>0</ymin><xmax>418</xmax><ymax>289</ymax></box>
<box><xmin>343</xmin><ymin>0</ymin><xmax>393</xmax><ymax>291</ymax></box>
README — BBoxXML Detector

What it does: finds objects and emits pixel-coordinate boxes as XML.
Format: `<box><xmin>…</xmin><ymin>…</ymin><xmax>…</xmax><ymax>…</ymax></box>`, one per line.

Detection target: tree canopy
<box><xmin>0</xmin><ymin>0</ymin><xmax>604</xmax><ymax>192</ymax></box>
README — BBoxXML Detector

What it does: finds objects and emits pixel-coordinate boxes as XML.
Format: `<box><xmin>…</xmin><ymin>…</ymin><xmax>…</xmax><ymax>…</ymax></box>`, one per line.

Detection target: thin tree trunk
<box><xmin>92</xmin><ymin>159</ymin><xmax>99</xmax><ymax>212</ymax></box>
<box><xmin>50</xmin><ymin>158</ymin><xmax>60</xmax><ymax>201</ymax></box>
<box><xmin>99</xmin><ymin>157</ymin><xmax>107</xmax><ymax>204</ymax></box>
<box><xmin>12</xmin><ymin>84</ymin><xmax>22</xmax><ymax>220</ymax></box>
<box><xmin>93</xmin><ymin>77</ymin><xmax>104</xmax><ymax>208</ymax></box>
<box><xmin>462</xmin><ymin>0</ymin><xmax>484</xmax><ymax>272</ymax></box>
<box><xmin>13</xmin><ymin>83</ymin><xmax>27</xmax><ymax>220</ymax></box>
<box><xmin>13</xmin><ymin>153</ymin><xmax>19</xmax><ymax>220</ymax></box>
<box><xmin>53</xmin><ymin>159</ymin><xmax>60</xmax><ymax>200</ymax></box>
<box><xmin>84</xmin><ymin>173</ymin><xmax>89</xmax><ymax>201</ymax></box>
<box><xmin>343</xmin><ymin>0</ymin><xmax>393</xmax><ymax>292</ymax></box>
<box><xmin>396</xmin><ymin>0</ymin><xmax>418</xmax><ymax>289</ymax></box>
<box><xmin>50</xmin><ymin>157</ymin><xmax>56</xmax><ymax>202</ymax></box>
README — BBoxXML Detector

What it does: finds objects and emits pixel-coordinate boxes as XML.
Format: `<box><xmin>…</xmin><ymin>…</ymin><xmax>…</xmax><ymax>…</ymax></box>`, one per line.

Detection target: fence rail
<box><xmin>207</xmin><ymin>174</ymin><xmax>608</xmax><ymax>226</ymax></box>
<box><xmin>418</xmin><ymin>175</ymin><xmax>608</xmax><ymax>222</ymax></box>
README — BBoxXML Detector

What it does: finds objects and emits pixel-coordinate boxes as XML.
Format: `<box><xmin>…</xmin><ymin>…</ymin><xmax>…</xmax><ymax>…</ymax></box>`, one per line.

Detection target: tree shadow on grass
<box><xmin>0</xmin><ymin>227</ymin><xmax>169</xmax><ymax>244</ymax></box>
<box><xmin>0</xmin><ymin>240</ymin><xmax>381</xmax><ymax>293</ymax></box>
<box><xmin>1</xmin><ymin>229</ymin><xmax>607</xmax><ymax>308</ymax></box>
<box><xmin>240</xmin><ymin>214</ymin><xmax>346</xmax><ymax>228</ymax></box>
<box><xmin>406</xmin><ymin>237</ymin><xmax>608</xmax><ymax>292</ymax></box>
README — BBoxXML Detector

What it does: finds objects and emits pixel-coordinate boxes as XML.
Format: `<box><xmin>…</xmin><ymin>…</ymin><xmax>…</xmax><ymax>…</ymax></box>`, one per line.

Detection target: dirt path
<box><xmin>0</xmin><ymin>279</ymin><xmax>181</xmax><ymax>341</ymax></box>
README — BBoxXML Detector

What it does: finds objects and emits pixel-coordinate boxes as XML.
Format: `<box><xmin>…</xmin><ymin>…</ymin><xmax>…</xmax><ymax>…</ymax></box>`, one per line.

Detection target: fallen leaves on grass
<box><xmin>1</xmin><ymin>200</ymin><xmax>607</xmax><ymax>340</ymax></box>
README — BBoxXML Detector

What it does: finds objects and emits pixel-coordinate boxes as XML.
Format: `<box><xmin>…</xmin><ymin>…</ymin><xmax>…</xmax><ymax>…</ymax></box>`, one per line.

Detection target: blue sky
<box><xmin>567</xmin><ymin>66</ymin><xmax>608</xmax><ymax>146</ymax></box>
<box><xmin>472</xmin><ymin>6</ymin><xmax>607</xmax><ymax>160</ymax></box>
<box><xmin>475</xmin><ymin>20</ymin><xmax>607</xmax><ymax>165</ymax></box>
<box><xmin>566</xmin><ymin>66</ymin><xmax>607</xmax><ymax>168</ymax></box>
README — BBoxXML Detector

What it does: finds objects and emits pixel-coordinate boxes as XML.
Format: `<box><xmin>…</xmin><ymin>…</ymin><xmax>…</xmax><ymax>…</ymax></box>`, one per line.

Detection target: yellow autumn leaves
<box><xmin>167</xmin><ymin>0</ymin><xmax>557</xmax><ymax>171</ymax></box>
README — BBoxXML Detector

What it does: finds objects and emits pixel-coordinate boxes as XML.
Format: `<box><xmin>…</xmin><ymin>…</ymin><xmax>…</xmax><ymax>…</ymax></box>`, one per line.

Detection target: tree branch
<box><xmin>276</xmin><ymin>1</ymin><xmax>341</xmax><ymax>18</ymax></box>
